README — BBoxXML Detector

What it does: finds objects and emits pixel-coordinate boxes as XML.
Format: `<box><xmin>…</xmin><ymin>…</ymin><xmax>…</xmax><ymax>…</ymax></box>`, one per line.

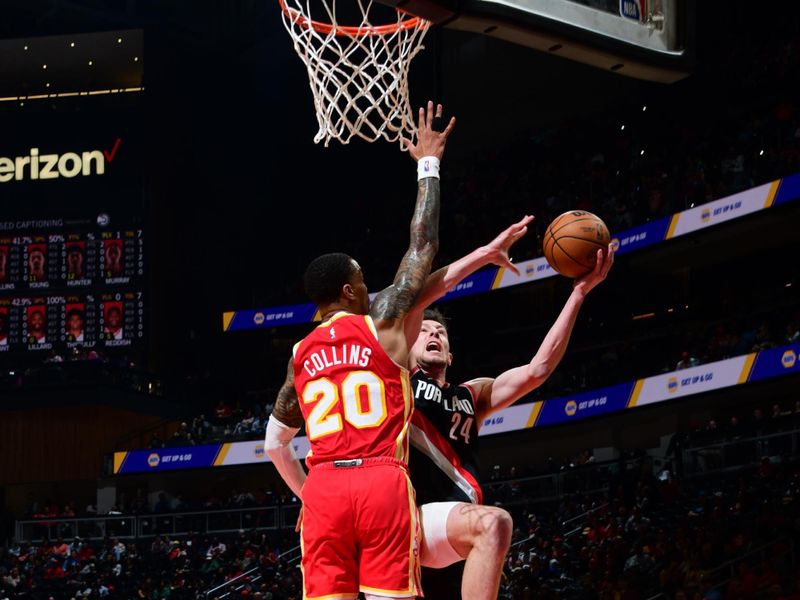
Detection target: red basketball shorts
<box><xmin>300</xmin><ymin>457</ymin><xmax>422</xmax><ymax>599</ymax></box>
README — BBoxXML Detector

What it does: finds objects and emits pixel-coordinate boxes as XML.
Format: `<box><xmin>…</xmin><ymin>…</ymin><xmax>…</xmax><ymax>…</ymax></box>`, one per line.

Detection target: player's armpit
<box><xmin>271</xmin><ymin>356</ymin><xmax>304</xmax><ymax>428</ymax></box>
<box><xmin>463</xmin><ymin>377</ymin><xmax>496</xmax><ymax>425</ymax></box>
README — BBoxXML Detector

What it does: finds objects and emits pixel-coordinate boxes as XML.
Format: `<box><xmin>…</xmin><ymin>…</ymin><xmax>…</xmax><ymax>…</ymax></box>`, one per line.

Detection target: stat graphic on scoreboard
<box><xmin>0</xmin><ymin>230</ymin><xmax>143</xmax><ymax>292</ymax></box>
<box><xmin>0</xmin><ymin>292</ymin><xmax>144</xmax><ymax>351</ymax></box>
<box><xmin>0</xmin><ymin>221</ymin><xmax>146</xmax><ymax>354</ymax></box>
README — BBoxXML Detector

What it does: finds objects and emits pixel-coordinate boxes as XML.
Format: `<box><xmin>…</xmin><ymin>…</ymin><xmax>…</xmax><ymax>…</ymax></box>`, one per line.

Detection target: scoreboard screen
<box><xmin>0</xmin><ymin>292</ymin><xmax>144</xmax><ymax>353</ymax></box>
<box><xmin>0</xmin><ymin>229</ymin><xmax>143</xmax><ymax>291</ymax></box>
<box><xmin>0</xmin><ymin>220</ymin><xmax>146</xmax><ymax>356</ymax></box>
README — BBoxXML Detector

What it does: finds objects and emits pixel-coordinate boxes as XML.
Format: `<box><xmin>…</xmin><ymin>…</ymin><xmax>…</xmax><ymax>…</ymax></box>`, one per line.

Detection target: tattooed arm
<box><xmin>270</xmin><ymin>356</ymin><xmax>303</xmax><ymax>428</ymax></box>
<box><xmin>265</xmin><ymin>356</ymin><xmax>306</xmax><ymax>498</ymax></box>
<box><xmin>370</xmin><ymin>101</ymin><xmax>456</xmax><ymax>364</ymax></box>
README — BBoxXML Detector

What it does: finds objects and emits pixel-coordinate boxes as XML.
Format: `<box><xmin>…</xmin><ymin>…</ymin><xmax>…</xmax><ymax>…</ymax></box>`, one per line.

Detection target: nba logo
<box><xmin>619</xmin><ymin>0</ymin><xmax>645</xmax><ymax>22</ymax></box>
<box><xmin>667</xmin><ymin>377</ymin><xmax>678</xmax><ymax>393</ymax></box>
<box><xmin>330</xmin><ymin>327</ymin><xmax>336</xmax><ymax>339</ymax></box>
<box><xmin>564</xmin><ymin>400</ymin><xmax>578</xmax><ymax>416</ymax></box>
<box><xmin>147</xmin><ymin>453</ymin><xmax>161</xmax><ymax>468</ymax></box>
<box><xmin>701</xmin><ymin>208</ymin><xmax>711</xmax><ymax>223</ymax></box>
<box><xmin>782</xmin><ymin>350</ymin><xmax>797</xmax><ymax>369</ymax></box>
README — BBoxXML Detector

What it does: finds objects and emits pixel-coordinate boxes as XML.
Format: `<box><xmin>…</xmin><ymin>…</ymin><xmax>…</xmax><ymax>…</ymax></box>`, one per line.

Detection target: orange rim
<box><xmin>278</xmin><ymin>0</ymin><xmax>426</xmax><ymax>36</ymax></box>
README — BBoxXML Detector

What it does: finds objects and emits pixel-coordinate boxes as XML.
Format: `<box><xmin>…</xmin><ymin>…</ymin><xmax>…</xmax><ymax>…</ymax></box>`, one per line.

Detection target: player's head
<box><xmin>106</xmin><ymin>307</ymin><xmax>122</xmax><ymax>329</ymax></box>
<box><xmin>67</xmin><ymin>245</ymin><xmax>84</xmax><ymax>272</ymax></box>
<box><xmin>67</xmin><ymin>309</ymin><xmax>84</xmax><ymax>332</ymax></box>
<box><xmin>106</xmin><ymin>243</ymin><xmax>121</xmax><ymax>263</ymax></box>
<box><xmin>0</xmin><ymin>248</ymin><xmax>6</xmax><ymax>275</ymax></box>
<box><xmin>30</xmin><ymin>309</ymin><xmax>44</xmax><ymax>332</ymax></box>
<box><xmin>303</xmin><ymin>253</ymin><xmax>369</xmax><ymax>314</ymax></box>
<box><xmin>411</xmin><ymin>308</ymin><xmax>452</xmax><ymax>371</ymax></box>
<box><xmin>29</xmin><ymin>248</ymin><xmax>46</xmax><ymax>272</ymax></box>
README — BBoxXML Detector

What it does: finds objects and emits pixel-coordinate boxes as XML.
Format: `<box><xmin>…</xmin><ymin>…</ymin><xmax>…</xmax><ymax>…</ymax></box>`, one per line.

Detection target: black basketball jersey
<box><xmin>409</xmin><ymin>367</ymin><xmax>483</xmax><ymax>505</ymax></box>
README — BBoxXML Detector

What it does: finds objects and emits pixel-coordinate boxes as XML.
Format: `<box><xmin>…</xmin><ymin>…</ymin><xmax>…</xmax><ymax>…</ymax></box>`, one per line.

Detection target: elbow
<box><xmin>527</xmin><ymin>360</ymin><xmax>553</xmax><ymax>384</ymax></box>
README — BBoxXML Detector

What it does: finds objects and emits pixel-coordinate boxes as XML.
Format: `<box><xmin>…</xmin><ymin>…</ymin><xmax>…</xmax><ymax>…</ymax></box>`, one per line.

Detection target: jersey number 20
<box><xmin>302</xmin><ymin>370</ymin><xmax>388</xmax><ymax>440</ymax></box>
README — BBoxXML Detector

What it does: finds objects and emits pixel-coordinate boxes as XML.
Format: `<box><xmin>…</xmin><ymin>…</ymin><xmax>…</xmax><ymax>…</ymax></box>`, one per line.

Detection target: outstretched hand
<box><xmin>573</xmin><ymin>243</ymin><xmax>615</xmax><ymax>297</ymax></box>
<box><xmin>401</xmin><ymin>101</ymin><xmax>456</xmax><ymax>161</ymax></box>
<box><xmin>482</xmin><ymin>215</ymin><xmax>535</xmax><ymax>276</ymax></box>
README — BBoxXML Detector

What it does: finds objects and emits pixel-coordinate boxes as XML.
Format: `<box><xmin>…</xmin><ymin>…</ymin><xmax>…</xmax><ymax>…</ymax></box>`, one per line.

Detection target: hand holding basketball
<box><xmin>573</xmin><ymin>243</ymin><xmax>615</xmax><ymax>297</ymax></box>
<box><xmin>542</xmin><ymin>211</ymin><xmax>611</xmax><ymax>278</ymax></box>
<box><xmin>402</xmin><ymin>101</ymin><xmax>456</xmax><ymax>161</ymax></box>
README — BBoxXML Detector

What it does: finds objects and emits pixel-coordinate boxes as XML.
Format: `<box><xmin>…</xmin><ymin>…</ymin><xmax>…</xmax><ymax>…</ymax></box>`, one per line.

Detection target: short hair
<box><xmin>423</xmin><ymin>308</ymin><xmax>449</xmax><ymax>332</ymax></box>
<box><xmin>66</xmin><ymin>245</ymin><xmax>83</xmax><ymax>255</ymax></box>
<box><xmin>67</xmin><ymin>309</ymin><xmax>84</xmax><ymax>320</ymax></box>
<box><xmin>303</xmin><ymin>253</ymin><xmax>357</xmax><ymax>305</ymax></box>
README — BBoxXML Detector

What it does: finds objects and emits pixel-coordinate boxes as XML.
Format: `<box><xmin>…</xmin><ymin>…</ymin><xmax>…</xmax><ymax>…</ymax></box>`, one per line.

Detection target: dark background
<box><xmin>0</xmin><ymin>1</ymin><xmax>796</xmax><ymax>406</ymax></box>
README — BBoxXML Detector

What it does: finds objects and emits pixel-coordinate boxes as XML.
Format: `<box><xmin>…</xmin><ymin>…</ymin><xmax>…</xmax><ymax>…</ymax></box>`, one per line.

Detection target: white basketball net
<box><xmin>280</xmin><ymin>0</ymin><xmax>431</xmax><ymax>146</ymax></box>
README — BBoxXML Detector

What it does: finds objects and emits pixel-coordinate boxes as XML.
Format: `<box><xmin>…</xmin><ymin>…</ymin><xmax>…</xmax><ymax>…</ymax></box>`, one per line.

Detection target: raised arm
<box><xmin>470</xmin><ymin>245</ymin><xmax>615</xmax><ymax>424</ymax></box>
<box><xmin>265</xmin><ymin>356</ymin><xmax>307</xmax><ymax>499</ymax></box>
<box><xmin>404</xmin><ymin>215</ymin><xmax>533</xmax><ymax>346</ymax></box>
<box><xmin>370</xmin><ymin>101</ymin><xmax>455</xmax><ymax>362</ymax></box>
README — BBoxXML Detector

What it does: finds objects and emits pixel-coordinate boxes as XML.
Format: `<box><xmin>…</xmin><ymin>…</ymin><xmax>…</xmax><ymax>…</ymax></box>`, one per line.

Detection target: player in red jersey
<box><xmin>266</xmin><ymin>101</ymin><xmax>455</xmax><ymax>600</ymax></box>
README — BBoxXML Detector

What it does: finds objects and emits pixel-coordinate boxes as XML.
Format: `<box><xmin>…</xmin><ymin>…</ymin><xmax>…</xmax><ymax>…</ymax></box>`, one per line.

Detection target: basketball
<box><xmin>543</xmin><ymin>211</ymin><xmax>611</xmax><ymax>278</ymax></box>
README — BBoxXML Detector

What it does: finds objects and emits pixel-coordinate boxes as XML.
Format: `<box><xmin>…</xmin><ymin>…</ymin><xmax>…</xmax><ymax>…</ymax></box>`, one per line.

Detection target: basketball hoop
<box><xmin>278</xmin><ymin>0</ymin><xmax>431</xmax><ymax>146</ymax></box>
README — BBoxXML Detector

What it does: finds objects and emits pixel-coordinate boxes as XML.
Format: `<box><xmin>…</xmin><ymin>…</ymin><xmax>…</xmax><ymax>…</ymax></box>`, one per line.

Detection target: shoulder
<box><xmin>460</xmin><ymin>377</ymin><xmax>494</xmax><ymax>401</ymax></box>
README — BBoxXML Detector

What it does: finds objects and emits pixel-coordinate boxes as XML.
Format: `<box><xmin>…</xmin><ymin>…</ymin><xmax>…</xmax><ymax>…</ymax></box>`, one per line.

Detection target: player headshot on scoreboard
<box><xmin>0</xmin><ymin>308</ymin><xmax>8</xmax><ymax>345</ymax></box>
<box><xmin>27</xmin><ymin>306</ymin><xmax>46</xmax><ymax>344</ymax></box>
<box><xmin>27</xmin><ymin>244</ymin><xmax>48</xmax><ymax>282</ymax></box>
<box><xmin>103</xmin><ymin>302</ymin><xmax>124</xmax><ymax>340</ymax></box>
<box><xmin>103</xmin><ymin>240</ymin><xmax>123</xmax><ymax>277</ymax></box>
<box><xmin>66</xmin><ymin>305</ymin><xmax>85</xmax><ymax>342</ymax></box>
<box><xmin>66</xmin><ymin>243</ymin><xmax>86</xmax><ymax>280</ymax></box>
<box><xmin>0</xmin><ymin>245</ymin><xmax>8</xmax><ymax>283</ymax></box>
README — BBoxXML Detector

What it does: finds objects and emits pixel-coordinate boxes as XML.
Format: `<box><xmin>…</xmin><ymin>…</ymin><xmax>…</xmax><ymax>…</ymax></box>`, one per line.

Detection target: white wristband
<box><xmin>418</xmin><ymin>156</ymin><xmax>440</xmax><ymax>180</ymax></box>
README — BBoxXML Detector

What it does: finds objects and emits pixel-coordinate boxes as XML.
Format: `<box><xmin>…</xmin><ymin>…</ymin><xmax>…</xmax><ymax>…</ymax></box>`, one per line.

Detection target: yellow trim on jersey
<box><xmin>364</xmin><ymin>315</ymin><xmax>379</xmax><ymax>341</ymax></box>
<box><xmin>359</xmin><ymin>587</ymin><xmax>415</xmax><ymax>598</ymax></box>
<box><xmin>319</xmin><ymin>311</ymin><xmax>351</xmax><ymax>328</ymax></box>
<box><xmin>394</xmin><ymin>371</ymin><xmax>413</xmax><ymax>462</ymax></box>
<box><xmin>292</xmin><ymin>341</ymin><xmax>302</xmax><ymax>358</ymax></box>
<box><xmin>764</xmin><ymin>179</ymin><xmax>781</xmax><ymax>208</ymax></box>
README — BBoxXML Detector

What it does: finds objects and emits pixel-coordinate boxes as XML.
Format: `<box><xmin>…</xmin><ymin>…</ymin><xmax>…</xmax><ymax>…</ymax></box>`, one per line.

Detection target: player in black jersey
<box><xmin>408</xmin><ymin>237</ymin><xmax>614</xmax><ymax>600</ymax></box>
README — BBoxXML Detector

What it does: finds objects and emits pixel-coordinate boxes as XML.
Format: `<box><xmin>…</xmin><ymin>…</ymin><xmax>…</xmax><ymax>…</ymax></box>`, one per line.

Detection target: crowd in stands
<box><xmin>499</xmin><ymin>457</ymin><xmax>800</xmax><ymax>599</ymax></box>
<box><xmin>0</xmin><ymin>348</ymin><xmax>159</xmax><ymax>397</ymax></box>
<box><xmin>9</xmin><ymin>400</ymin><xmax>800</xmax><ymax>599</ymax></box>
<box><xmin>0</xmin><ymin>530</ymin><xmax>301</xmax><ymax>600</ymax></box>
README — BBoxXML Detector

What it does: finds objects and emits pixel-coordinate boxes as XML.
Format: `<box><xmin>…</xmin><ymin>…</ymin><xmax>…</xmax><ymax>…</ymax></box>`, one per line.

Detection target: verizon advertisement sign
<box><xmin>0</xmin><ymin>138</ymin><xmax>122</xmax><ymax>183</ymax></box>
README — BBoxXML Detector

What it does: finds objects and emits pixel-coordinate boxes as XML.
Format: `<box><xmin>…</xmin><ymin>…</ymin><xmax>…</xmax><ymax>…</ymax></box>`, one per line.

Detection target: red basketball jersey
<box><xmin>293</xmin><ymin>312</ymin><xmax>414</xmax><ymax>467</ymax></box>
